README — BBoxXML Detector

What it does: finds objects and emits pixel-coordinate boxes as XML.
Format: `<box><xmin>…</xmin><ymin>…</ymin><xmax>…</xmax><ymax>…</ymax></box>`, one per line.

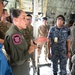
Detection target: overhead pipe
<box><xmin>19</xmin><ymin>0</ymin><xmax>22</xmax><ymax>9</ymax></box>
<box><xmin>41</xmin><ymin>0</ymin><xmax>43</xmax><ymax>15</ymax></box>
<box><xmin>43</xmin><ymin>0</ymin><xmax>48</xmax><ymax>17</ymax></box>
<box><xmin>33</xmin><ymin>0</ymin><xmax>39</xmax><ymax>75</ymax></box>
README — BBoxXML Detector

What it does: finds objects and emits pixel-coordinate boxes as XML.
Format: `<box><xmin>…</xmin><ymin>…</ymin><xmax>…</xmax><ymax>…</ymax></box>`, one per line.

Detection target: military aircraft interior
<box><xmin>0</xmin><ymin>0</ymin><xmax>75</xmax><ymax>75</ymax></box>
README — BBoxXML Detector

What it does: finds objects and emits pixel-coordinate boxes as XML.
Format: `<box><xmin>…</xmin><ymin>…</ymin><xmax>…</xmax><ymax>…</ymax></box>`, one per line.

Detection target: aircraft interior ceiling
<box><xmin>5</xmin><ymin>0</ymin><xmax>75</xmax><ymax>24</ymax></box>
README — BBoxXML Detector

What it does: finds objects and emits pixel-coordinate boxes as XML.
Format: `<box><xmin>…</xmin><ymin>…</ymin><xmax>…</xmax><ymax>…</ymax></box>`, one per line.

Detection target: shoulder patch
<box><xmin>12</xmin><ymin>34</ymin><xmax>22</xmax><ymax>44</ymax></box>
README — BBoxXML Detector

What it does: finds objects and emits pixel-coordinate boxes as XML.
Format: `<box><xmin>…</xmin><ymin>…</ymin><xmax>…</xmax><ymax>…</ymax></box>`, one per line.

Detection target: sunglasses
<box><xmin>2</xmin><ymin>0</ymin><xmax>8</xmax><ymax>7</ymax></box>
<box><xmin>57</xmin><ymin>18</ymin><xmax>64</xmax><ymax>21</ymax></box>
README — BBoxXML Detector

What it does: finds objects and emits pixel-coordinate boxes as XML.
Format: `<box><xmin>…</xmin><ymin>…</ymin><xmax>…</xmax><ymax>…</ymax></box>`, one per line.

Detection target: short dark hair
<box><xmin>56</xmin><ymin>15</ymin><xmax>65</xmax><ymax>21</ymax></box>
<box><xmin>42</xmin><ymin>17</ymin><xmax>47</xmax><ymax>20</ymax></box>
<box><xmin>26</xmin><ymin>14</ymin><xmax>32</xmax><ymax>18</ymax></box>
<box><xmin>2</xmin><ymin>0</ymin><xmax>8</xmax><ymax>1</ymax></box>
<box><xmin>10</xmin><ymin>8</ymin><xmax>22</xmax><ymax>19</ymax></box>
<box><xmin>10</xmin><ymin>8</ymin><xmax>23</xmax><ymax>23</ymax></box>
<box><xmin>2</xmin><ymin>9</ymin><xmax>7</xmax><ymax>14</ymax></box>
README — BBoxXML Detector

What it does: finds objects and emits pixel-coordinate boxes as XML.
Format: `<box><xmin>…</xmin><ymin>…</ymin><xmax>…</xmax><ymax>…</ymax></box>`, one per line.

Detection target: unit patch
<box><xmin>12</xmin><ymin>34</ymin><xmax>22</xmax><ymax>44</ymax></box>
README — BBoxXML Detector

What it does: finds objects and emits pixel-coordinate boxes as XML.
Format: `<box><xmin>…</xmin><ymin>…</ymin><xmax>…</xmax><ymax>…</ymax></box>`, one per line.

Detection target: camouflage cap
<box><xmin>2</xmin><ymin>0</ymin><xmax>7</xmax><ymax>1</ymax></box>
<box><xmin>42</xmin><ymin>17</ymin><xmax>47</xmax><ymax>20</ymax></box>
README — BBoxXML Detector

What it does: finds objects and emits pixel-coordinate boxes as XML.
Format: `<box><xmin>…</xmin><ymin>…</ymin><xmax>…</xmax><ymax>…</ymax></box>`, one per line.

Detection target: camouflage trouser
<box><xmin>43</xmin><ymin>42</ymin><xmax>48</xmax><ymax>62</ymax></box>
<box><xmin>52</xmin><ymin>49</ymin><xmax>67</xmax><ymax>75</ymax></box>
<box><xmin>30</xmin><ymin>43</ymin><xmax>48</xmax><ymax>75</ymax></box>
<box><xmin>37</xmin><ymin>42</ymin><xmax>48</xmax><ymax>62</ymax></box>
<box><xmin>69</xmin><ymin>50</ymin><xmax>75</xmax><ymax>71</ymax></box>
<box><xmin>30</xmin><ymin>52</ymin><xmax>35</xmax><ymax>75</ymax></box>
<box><xmin>30</xmin><ymin>48</ymin><xmax>41</xmax><ymax>75</ymax></box>
<box><xmin>71</xmin><ymin>64</ymin><xmax>75</xmax><ymax>75</ymax></box>
<box><xmin>71</xmin><ymin>52</ymin><xmax>75</xmax><ymax>75</ymax></box>
<box><xmin>30</xmin><ymin>52</ymin><xmax>35</xmax><ymax>66</ymax></box>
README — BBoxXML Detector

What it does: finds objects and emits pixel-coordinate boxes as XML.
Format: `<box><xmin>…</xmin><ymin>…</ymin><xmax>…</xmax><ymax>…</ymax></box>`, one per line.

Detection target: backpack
<box><xmin>0</xmin><ymin>44</ymin><xmax>13</xmax><ymax>75</ymax></box>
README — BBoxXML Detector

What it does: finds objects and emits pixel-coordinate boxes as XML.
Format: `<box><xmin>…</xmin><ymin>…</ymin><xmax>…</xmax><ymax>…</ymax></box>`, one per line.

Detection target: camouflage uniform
<box><xmin>21</xmin><ymin>25</ymin><xmax>33</xmax><ymax>46</ymax></box>
<box><xmin>38</xmin><ymin>25</ymin><xmax>49</xmax><ymax>37</ymax></box>
<box><xmin>48</xmin><ymin>25</ymin><xmax>70</xmax><ymax>75</ymax></box>
<box><xmin>38</xmin><ymin>25</ymin><xmax>49</xmax><ymax>61</ymax></box>
<box><xmin>0</xmin><ymin>21</ymin><xmax>11</xmax><ymax>39</ymax></box>
<box><xmin>70</xmin><ymin>25</ymin><xmax>75</xmax><ymax>55</ymax></box>
<box><xmin>70</xmin><ymin>25</ymin><xmax>75</xmax><ymax>74</ymax></box>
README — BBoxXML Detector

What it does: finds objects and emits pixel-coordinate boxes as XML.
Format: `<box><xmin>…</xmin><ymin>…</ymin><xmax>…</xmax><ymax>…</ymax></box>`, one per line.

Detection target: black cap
<box><xmin>42</xmin><ymin>17</ymin><xmax>47</xmax><ymax>20</ymax></box>
<box><xmin>2</xmin><ymin>0</ymin><xmax>7</xmax><ymax>1</ymax></box>
<box><xmin>56</xmin><ymin>15</ymin><xmax>65</xmax><ymax>21</ymax></box>
<box><xmin>26</xmin><ymin>14</ymin><xmax>32</xmax><ymax>17</ymax></box>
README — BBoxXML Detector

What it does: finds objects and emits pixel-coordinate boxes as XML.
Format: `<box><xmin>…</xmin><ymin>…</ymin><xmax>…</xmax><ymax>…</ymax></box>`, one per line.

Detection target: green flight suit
<box><xmin>4</xmin><ymin>25</ymin><xmax>30</xmax><ymax>75</ymax></box>
<box><xmin>38</xmin><ymin>25</ymin><xmax>49</xmax><ymax>61</ymax></box>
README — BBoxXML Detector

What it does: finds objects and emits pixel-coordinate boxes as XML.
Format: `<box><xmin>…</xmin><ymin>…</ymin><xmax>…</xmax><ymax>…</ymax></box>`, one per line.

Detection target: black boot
<box><xmin>54</xmin><ymin>73</ymin><xmax>57</xmax><ymax>75</ymax></box>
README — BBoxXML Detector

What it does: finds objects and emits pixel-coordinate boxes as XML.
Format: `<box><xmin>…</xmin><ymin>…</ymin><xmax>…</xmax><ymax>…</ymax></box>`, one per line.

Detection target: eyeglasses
<box><xmin>2</xmin><ymin>0</ymin><xmax>8</xmax><ymax>7</ymax></box>
<box><xmin>57</xmin><ymin>18</ymin><xmax>64</xmax><ymax>21</ymax></box>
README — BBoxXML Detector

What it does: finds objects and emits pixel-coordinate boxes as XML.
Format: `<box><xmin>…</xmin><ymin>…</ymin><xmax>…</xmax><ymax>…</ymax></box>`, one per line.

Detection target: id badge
<box><xmin>54</xmin><ymin>37</ymin><xmax>58</xmax><ymax>43</ymax></box>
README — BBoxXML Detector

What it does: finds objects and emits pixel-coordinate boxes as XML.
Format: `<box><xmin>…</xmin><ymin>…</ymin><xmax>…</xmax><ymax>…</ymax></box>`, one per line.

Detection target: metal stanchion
<box><xmin>35</xmin><ymin>48</ymin><xmax>39</xmax><ymax>75</ymax></box>
<box><xmin>33</xmin><ymin>0</ymin><xmax>39</xmax><ymax>75</ymax></box>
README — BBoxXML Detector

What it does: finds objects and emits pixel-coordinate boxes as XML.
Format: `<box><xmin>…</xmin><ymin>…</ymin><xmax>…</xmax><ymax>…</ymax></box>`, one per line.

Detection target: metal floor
<box><xmin>30</xmin><ymin>60</ymin><xmax>71</xmax><ymax>75</ymax></box>
<box><xmin>30</xmin><ymin>48</ymin><xmax>71</xmax><ymax>75</ymax></box>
